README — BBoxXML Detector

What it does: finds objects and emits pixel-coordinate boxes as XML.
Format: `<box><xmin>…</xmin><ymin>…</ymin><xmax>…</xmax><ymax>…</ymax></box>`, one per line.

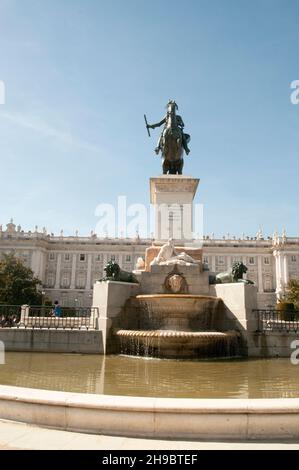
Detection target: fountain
<box><xmin>92</xmin><ymin>181</ymin><xmax>253</xmax><ymax>360</ymax></box>
<box><xmin>115</xmin><ymin>294</ymin><xmax>241</xmax><ymax>358</ymax></box>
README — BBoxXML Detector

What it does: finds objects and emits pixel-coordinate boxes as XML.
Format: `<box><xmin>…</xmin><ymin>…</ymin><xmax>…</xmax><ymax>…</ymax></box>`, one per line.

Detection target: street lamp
<box><xmin>41</xmin><ymin>291</ymin><xmax>46</xmax><ymax>306</ymax></box>
<box><xmin>74</xmin><ymin>297</ymin><xmax>78</xmax><ymax>315</ymax></box>
<box><xmin>40</xmin><ymin>290</ymin><xmax>46</xmax><ymax>317</ymax></box>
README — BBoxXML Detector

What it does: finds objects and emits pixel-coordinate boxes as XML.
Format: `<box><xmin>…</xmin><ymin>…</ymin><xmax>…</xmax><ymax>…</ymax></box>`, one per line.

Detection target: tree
<box><xmin>0</xmin><ymin>253</ymin><xmax>43</xmax><ymax>305</ymax></box>
<box><xmin>285</xmin><ymin>279</ymin><xmax>299</xmax><ymax>309</ymax></box>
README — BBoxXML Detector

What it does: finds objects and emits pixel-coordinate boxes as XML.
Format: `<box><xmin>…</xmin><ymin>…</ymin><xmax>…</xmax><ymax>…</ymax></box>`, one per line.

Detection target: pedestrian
<box><xmin>53</xmin><ymin>300</ymin><xmax>62</xmax><ymax>317</ymax></box>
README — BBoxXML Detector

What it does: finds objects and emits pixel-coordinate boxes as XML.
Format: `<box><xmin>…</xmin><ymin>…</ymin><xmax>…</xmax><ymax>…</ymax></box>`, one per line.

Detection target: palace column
<box><xmin>274</xmin><ymin>249</ymin><xmax>283</xmax><ymax>298</ymax></box>
<box><xmin>279</xmin><ymin>253</ymin><xmax>285</xmax><ymax>291</ymax></box>
<box><xmin>283</xmin><ymin>254</ymin><xmax>289</xmax><ymax>287</ymax></box>
<box><xmin>30</xmin><ymin>250</ymin><xmax>42</xmax><ymax>278</ymax></box>
<box><xmin>86</xmin><ymin>254</ymin><xmax>92</xmax><ymax>289</ymax></box>
<box><xmin>276</xmin><ymin>252</ymin><xmax>280</xmax><ymax>283</ymax></box>
<box><xmin>54</xmin><ymin>253</ymin><xmax>62</xmax><ymax>289</ymax></box>
<box><xmin>211</xmin><ymin>255</ymin><xmax>216</xmax><ymax>273</ymax></box>
<box><xmin>70</xmin><ymin>254</ymin><xmax>77</xmax><ymax>289</ymax></box>
<box><xmin>257</xmin><ymin>256</ymin><xmax>264</xmax><ymax>293</ymax></box>
<box><xmin>39</xmin><ymin>251</ymin><xmax>46</xmax><ymax>284</ymax></box>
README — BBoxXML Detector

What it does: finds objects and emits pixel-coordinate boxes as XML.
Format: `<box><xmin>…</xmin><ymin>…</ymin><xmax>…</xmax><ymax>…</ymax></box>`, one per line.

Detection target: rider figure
<box><xmin>147</xmin><ymin>101</ymin><xmax>191</xmax><ymax>155</ymax></box>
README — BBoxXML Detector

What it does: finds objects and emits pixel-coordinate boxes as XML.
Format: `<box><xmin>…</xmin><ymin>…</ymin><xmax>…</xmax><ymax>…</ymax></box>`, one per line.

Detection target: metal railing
<box><xmin>0</xmin><ymin>305</ymin><xmax>99</xmax><ymax>330</ymax></box>
<box><xmin>254</xmin><ymin>309</ymin><xmax>299</xmax><ymax>333</ymax></box>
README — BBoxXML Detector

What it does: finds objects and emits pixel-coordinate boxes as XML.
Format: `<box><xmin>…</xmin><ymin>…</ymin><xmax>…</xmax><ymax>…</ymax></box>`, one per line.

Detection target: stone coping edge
<box><xmin>2</xmin><ymin>385</ymin><xmax>299</xmax><ymax>412</ymax></box>
<box><xmin>1</xmin><ymin>385</ymin><xmax>299</xmax><ymax>439</ymax></box>
<box><xmin>95</xmin><ymin>281</ymin><xmax>139</xmax><ymax>286</ymax></box>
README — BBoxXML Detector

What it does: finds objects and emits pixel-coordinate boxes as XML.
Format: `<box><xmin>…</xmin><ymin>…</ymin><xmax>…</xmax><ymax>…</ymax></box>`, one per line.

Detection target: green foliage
<box><xmin>0</xmin><ymin>253</ymin><xmax>43</xmax><ymax>305</ymax></box>
<box><xmin>285</xmin><ymin>279</ymin><xmax>299</xmax><ymax>309</ymax></box>
<box><xmin>276</xmin><ymin>301</ymin><xmax>294</xmax><ymax>311</ymax></box>
<box><xmin>276</xmin><ymin>300</ymin><xmax>296</xmax><ymax>320</ymax></box>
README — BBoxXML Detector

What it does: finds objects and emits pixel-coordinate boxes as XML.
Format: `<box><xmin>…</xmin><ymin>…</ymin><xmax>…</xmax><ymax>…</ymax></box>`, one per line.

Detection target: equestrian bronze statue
<box><xmin>145</xmin><ymin>100</ymin><xmax>191</xmax><ymax>175</ymax></box>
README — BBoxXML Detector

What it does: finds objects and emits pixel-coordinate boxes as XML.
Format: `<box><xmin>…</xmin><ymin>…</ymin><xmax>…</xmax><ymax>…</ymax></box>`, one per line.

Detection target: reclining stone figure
<box><xmin>151</xmin><ymin>239</ymin><xmax>200</xmax><ymax>266</ymax></box>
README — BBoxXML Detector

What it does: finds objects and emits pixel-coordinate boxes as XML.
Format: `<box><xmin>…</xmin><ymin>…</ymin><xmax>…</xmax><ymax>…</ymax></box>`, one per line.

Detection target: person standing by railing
<box><xmin>52</xmin><ymin>300</ymin><xmax>62</xmax><ymax>317</ymax></box>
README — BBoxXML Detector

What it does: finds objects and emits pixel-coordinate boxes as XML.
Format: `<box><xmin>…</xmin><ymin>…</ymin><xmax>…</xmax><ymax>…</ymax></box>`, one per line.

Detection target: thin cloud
<box><xmin>0</xmin><ymin>111</ymin><xmax>100</xmax><ymax>153</ymax></box>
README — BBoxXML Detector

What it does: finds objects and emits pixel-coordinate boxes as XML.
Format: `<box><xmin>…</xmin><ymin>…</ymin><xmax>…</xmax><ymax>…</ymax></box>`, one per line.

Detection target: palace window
<box><xmin>110</xmin><ymin>255</ymin><xmax>116</xmax><ymax>261</ymax></box>
<box><xmin>291</xmin><ymin>255</ymin><xmax>297</xmax><ymax>263</ymax></box>
<box><xmin>125</xmin><ymin>255</ymin><xmax>131</xmax><ymax>262</ymax></box>
<box><xmin>249</xmin><ymin>257</ymin><xmax>255</xmax><ymax>265</ymax></box>
<box><xmin>216</xmin><ymin>256</ymin><xmax>225</xmax><ymax>265</ymax></box>
<box><xmin>76</xmin><ymin>274</ymin><xmax>86</xmax><ymax>289</ymax></box>
<box><xmin>48</xmin><ymin>253</ymin><xmax>55</xmax><ymax>261</ymax></box>
<box><xmin>46</xmin><ymin>273</ymin><xmax>55</xmax><ymax>288</ymax></box>
<box><xmin>203</xmin><ymin>256</ymin><xmax>209</xmax><ymax>265</ymax></box>
<box><xmin>64</xmin><ymin>253</ymin><xmax>70</xmax><ymax>261</ymax></box>
<box><xmin>96</xmin><ymin>254</ymin><xmax>103</xmax><ymax>262</ymax></box>
<box><xmin>79</xmin><ymin>254</ymin><xmax>86</xmax><ymax>262</ymax></box>
<box><xmin>264</xmin><ymin>278</ymin><xmax>273</xmax><ymax>292</ymax></box>
<box><xmin>264</xmin><ymin>257</ymin><xmax>270</xmax><ymax>265</ymax></box>
<box><xmin>61</xmin><ymin>273</ymin><xmax>70</xmax><ymax>288</ymax></box>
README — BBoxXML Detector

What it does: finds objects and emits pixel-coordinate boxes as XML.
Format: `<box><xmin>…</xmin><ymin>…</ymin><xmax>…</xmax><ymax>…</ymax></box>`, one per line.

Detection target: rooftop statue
<box><xmin>145</xmin><ymin>100</ymin><xmax>191</xmax><ymax>175</ymax></box>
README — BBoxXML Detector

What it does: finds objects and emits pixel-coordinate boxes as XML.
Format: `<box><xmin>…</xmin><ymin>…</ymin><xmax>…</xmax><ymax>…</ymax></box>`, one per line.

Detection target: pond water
<box><xmin>0</xmin><ymin>352</ymin><xmax>298</xmax><ymax>399</ymax></box>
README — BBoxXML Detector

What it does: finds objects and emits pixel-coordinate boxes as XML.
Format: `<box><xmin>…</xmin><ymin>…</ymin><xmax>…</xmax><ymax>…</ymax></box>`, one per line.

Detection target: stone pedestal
<box><xmin>92</xmin><ymin>280</ymin><xmax>140</xmax><ymax>353</ymax></box>
<box><xmin>139</xmin><ymin>264</ymin><xmax>210</xmax><ymax>295</ymax></box>
<box><xmin>150</xmin><ymin>175</ymin><xmax>199</xmax><ymax>241</ymax></box>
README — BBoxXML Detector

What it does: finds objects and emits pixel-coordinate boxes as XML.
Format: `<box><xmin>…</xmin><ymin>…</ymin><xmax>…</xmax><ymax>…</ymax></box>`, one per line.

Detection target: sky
<box><xmin>0</xmin><ymin>0</ymin><xmax>298</xmax><ymax>238</ymax></box>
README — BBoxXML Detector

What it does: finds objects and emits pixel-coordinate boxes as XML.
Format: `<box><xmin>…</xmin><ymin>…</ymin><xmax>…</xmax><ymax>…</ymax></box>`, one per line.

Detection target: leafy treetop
<box><xmin>0</xmin><ymin>252</ymin><xmax>43</xmax><ymax>305</ymax></box>
<box><xmin>285</xmin><ymin>279</ymin><xmax>299</xmax><ymax>309</ymax></box>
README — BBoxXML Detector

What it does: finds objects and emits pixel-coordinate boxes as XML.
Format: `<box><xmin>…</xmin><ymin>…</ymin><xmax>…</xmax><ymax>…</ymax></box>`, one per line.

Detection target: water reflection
<box><xmin>0</xmin><ymin>352</ymin><xmax>299</xmax><ymax>398</ymax></box>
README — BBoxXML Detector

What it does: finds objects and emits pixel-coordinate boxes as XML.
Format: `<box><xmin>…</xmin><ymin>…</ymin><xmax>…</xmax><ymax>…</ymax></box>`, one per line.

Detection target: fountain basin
<box><xmin>115</xmin><ymin>293</ymin><xmax>241</xmax><ymax>358</ymax></box>
<box><xmin>127</xmin><ymin>294</ymin><xmax>224</xmax><ymax>331</ymax></box>
<box><xmin>116</xmin><ymin>329</ymin><xmax>240</xmax><ymax>358</ymax></box>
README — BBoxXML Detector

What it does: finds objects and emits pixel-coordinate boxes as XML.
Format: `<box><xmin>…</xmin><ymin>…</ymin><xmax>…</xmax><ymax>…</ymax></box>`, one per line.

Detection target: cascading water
<box><xmin>115</xmin><ymin>294</ymin><xmax>241</xmax><ymax>358</ymax></box>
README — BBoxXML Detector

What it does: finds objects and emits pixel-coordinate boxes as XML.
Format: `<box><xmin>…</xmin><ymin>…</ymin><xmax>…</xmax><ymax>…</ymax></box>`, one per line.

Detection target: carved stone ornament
<box><xmin>164</xmin><ymin>265</ymin><xmax>188</xmax><ymax>294</ymax></box>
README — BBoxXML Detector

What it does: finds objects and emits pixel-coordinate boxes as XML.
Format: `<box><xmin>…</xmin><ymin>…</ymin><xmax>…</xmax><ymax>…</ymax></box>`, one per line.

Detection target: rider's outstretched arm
<box><xmin>148</xmin><ymin>117</ymin><xmax>166</xmax><ymax>129</ymax></box>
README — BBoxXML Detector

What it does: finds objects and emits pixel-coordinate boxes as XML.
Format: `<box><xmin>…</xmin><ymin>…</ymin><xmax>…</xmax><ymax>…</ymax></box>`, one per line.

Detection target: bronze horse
<box><xmin>146</xmin><ymin>101</ymin><xmax>190</xmax><ymax>175</ymax></box>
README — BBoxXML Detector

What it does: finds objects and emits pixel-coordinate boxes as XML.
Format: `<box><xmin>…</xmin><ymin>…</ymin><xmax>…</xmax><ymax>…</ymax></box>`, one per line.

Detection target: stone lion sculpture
<box><xmin>209</xmin><ymin>261</ymin><xmax>254</xmax><ymax>285</ymax></box>
<box><xmin>101</xmin><ymin>261</ymin><xmax>139</xmax><ymax>284</ymax></box>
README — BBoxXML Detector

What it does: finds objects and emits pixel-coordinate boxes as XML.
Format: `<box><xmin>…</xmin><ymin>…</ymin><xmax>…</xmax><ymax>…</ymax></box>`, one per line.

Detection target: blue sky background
<box><xmin>0</xmin><ymin>0</ymin><xmax>298</xmax><ymax>238</ymax></box>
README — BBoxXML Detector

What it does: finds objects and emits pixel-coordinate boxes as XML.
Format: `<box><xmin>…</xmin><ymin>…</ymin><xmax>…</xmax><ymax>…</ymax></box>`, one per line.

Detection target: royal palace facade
<box><xmin>0</xmin><ymin>219</ymin><xmax>299</xmax><ymax>309</ymax></box>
